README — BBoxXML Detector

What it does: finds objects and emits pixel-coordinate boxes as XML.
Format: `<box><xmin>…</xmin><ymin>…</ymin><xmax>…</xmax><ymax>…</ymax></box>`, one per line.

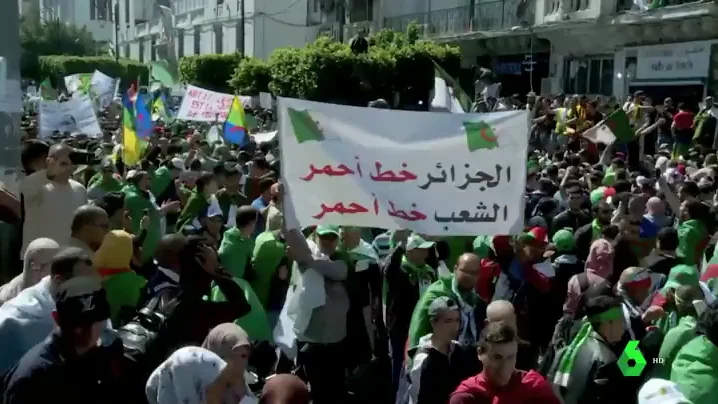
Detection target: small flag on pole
<box><xmin>582</xmin><ymin>109</ymin><xmax>635</xmax><ymax>145</ymax></box>
<box><xmin>223</xmin><ymin>96</ymin><xmax>248</xmax><ymax>146</ymax></box>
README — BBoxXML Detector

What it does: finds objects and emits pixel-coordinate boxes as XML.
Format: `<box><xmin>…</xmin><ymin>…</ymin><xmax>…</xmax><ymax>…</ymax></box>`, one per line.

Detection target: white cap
<box><xmin>170</xmin><ymin>157</ymin><xmax>186</xmax><ymax>171</ymax></box>
<box><xmin>638</xmin><ymin>379</ymin><xmax>692</xmax><ymax>404</ymax></box>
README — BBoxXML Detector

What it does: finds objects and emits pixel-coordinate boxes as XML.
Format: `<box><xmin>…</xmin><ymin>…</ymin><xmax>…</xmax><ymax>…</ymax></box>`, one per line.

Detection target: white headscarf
<box><xmin>145</xmin><ymin>346</ymin><xmax>226</xmax><ymax>404</ymax></box>
<box><xmin>0</xmin><ymin>238</ymin><xmax>59</xmax><ymax>305</ymax></box>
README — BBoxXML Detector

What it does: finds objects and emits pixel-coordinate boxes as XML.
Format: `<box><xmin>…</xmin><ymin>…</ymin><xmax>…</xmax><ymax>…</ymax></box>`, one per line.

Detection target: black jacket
<box><xmin>2</xmin><ymin>332</ymin><xmax>125</xmax><ymax>404</ymax></box>
<box><xmin>551</xmin><ymin>210</ymin><xmax>591</xmax><ymax>238</ymax></box>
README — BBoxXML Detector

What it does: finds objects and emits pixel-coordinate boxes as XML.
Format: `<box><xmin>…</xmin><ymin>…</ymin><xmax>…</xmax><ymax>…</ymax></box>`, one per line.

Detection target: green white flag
<box><xmin>150</xmin><ymin>61</ymin><xmax>177</xmax><ymax>88</ymax></box>
<box><xmin>433</xmin><ymin>60</ymin><xmax>472</xmax><ymax>113</ymax></box>
<box><xmin>582</xmin><ymin>109</ymin><xmax>635</xmax><ymax>145</ymax></box>
<box><xmin>39</xmin><ymin>78</ymin><xmax>57</xmax><ymax>100</ymax></box>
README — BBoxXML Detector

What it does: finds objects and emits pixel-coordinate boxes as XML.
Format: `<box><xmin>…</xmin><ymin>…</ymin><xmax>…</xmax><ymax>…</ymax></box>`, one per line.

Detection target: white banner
<box><xmin>38</xmin><ymin>95</ymin><xmax>102</xmax><ymax>139</ymax></box>
<box><xmin>176</xmin><ymin>85</ymin><xmax>254</xmax><ymax>122</ymax></box>
<box><xmin>278</xmin><ymin>98</ymin><xmax>528</xmax><ymax>235</ymax></box>
<box><xmin>90</xmin><ymin>70</ymin><xmax>119</xmax><ymax>110</ymax></box>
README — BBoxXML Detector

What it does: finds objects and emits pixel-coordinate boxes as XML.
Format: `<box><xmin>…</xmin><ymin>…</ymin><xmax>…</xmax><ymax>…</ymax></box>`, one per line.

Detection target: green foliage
<box><xmin>179</xmin><ymin>53</ymin><xmax>244</xmax><ymax>91</ymax></box>
<box><xmin>229</xmin><ymin>21</ymin><xmax>462</xmax><ymax>108</ymax></box>
<box><xmin>38</xmin><ymin>56</ymin><xmax>149</xmax><ymax>89</ymax></box>
<box><xmin>20</xmin><ymin>17</ymin><xmax>101</xmax><ymax>80</ymax></box>
<box><xmin>228</xmin><ymin>57</ymin><xmax>271</xmax><ymax>95</ymax></box>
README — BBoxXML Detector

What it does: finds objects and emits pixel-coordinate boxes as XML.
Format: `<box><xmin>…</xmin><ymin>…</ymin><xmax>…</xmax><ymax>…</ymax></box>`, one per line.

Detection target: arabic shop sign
<box><xmin>278</xmin><ymin>97</ymin><xmax>529</xmax><ymax>236</ymax></box>
<box><xmin>635</xmin><ymin>41</ymin><xmax>712</xmax><ymax>80</ymax></box>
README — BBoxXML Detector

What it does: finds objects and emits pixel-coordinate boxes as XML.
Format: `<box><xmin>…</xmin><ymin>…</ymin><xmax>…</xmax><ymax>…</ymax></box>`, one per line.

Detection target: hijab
<box><xmin>0</xmin><ymin>238</ymin><xmax>59</xmax><ymax>305</ymax></box>
<box><xmin>585</xmin><ymin>238</ymin><xmax>614</xmax><ymax>280</ymax></box>
<box><xmin>201</xmin><ymin>323</ymin><xmax>251</xmax><ymax>360</ymax></box>
<box><xmin>259</xmin><ymin>374</ymin><xmax>310</xmax><ymax>404</ymax></box>
<box><xmin>93</xmin><ymin>230</ymin><xmax>133</xmax><ymax>272</ymax></box>
<box><xmin>145</xmin><ymin>346</ymin><xmax>226</xmax><ymax>404</ymax></box>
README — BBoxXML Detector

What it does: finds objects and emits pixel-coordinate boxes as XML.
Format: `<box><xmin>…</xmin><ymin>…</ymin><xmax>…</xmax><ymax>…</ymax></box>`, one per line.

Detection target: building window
<box><xmin>139</xmin><ymin>42</ymin><xmax>145</xmax><ymax>63</ymax></box>
<box><xmin>90</xmin><ymin>0</ymin><xmax>95</xmax><ymax>20</ymax></box>
<box><xmin>97</xmin><ymin>0</ymin><xmax>109</xmax><ymax>20</ymax></box>
<box><xmin>564</xmin><ymin>56</ymin><xmax>613</xmax><ymax>96</ymax></box>
<box><xmin>151</xmin><ymin>36</ymin><xmax>157</xmax><ymax>61</ymax></box>
<box><xmin>125</xmin><ymin>0</ymin><xmax>130</xmax><ymax>24</ymax></box>
<box><xmin>194</xmin><ymin>28</ymin><xmax>201</xmax><ymax>55</ymax></box>
<box><xmin>124</xmin><ymin>43</ymin><xmax>130</xmax><ymax>58</ymax></box>
<box><xmin>214</xmin><ymin>25</ymin><xmax>223</xmax><ymax>54</ymax></box>
<box><xmin>177</xmin><ymin>29</ymin><xmax>185</xmax><ymax>58</ymax></box>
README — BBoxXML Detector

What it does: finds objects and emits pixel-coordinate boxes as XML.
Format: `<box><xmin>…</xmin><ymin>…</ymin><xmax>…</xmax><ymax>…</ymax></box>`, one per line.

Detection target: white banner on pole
<box><xmin>38</xmin><ymin>95</ymin><xmax>102</xmax><ymax>138</ymax></box>
<box><xmin>278</xmin><ymin>98</ymin><xmax>528</xmax><ymax>235</ymax></box>
<box><xmin>176</xmin><ymin>85</ymin><xmax>254</xmax><ymax>122</ymax></box>
<box><xmin>90</xmin><ymin>70</ymin><xmax>119</xmax><ymax>110</ymax></box>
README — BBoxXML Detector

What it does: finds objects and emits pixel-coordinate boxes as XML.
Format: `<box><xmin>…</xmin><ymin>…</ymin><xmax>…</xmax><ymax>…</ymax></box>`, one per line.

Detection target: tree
<box><xmin>20</xmin><ymin>17</ymin><xmax>100</xmax><ymax>80</ymax></box>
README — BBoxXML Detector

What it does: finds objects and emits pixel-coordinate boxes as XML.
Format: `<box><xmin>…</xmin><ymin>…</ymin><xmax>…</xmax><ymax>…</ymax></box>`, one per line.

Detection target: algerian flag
<box><xmin>150</xmin><ymin>61</ymin><xmax>177</xmax><ymax>88</ymax></box>
<box><xmin>64</xmin><ymin>73</ymin><xmax>93</xmax><ymax>94</ymax></box>
<box><xmin>432</xmin><ymin>61</ymin><xmax>472</xmax><ymax>113</ymax></box>
<box><xmin>582</xmin><ymin>109</ymin><xmax>635</xmax><ymax>145</ymax></box>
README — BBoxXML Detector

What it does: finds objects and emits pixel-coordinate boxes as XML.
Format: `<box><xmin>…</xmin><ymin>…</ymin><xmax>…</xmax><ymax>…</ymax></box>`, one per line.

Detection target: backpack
<box><xmin>538</xmin><ymin>273</ymin><xmax>592</xmax><ymax>377</ymax></box>
<box><xmin>117</xmin><ymin>293</ymin><xmax>180</xmax><ymax>364</ymax></box>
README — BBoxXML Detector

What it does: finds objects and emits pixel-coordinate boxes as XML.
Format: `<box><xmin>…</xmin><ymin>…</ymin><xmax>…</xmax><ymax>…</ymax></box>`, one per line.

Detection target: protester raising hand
<box><xmin>160</xmin><ymin>200</ymin><xmax>181</xmax><ymax>214</ymax></box>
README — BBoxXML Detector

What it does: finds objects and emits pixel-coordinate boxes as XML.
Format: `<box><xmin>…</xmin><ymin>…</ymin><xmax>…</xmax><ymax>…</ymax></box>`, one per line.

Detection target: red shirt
<box><xmin>673</xmin><ymin>110</ymin><xmax>694</xmax><ymax>130</ymax></box>
<box><xmin>449</xmin><ymin>370</ymin><xmax>560</xmax><ymax>404</ymax></box>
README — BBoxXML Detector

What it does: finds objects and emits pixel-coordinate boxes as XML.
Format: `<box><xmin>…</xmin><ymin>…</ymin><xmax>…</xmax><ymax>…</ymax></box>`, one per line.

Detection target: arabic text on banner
<box><xmin>38</xmin><ymin>95</ymin><xmax>102</xmax><ymax>139</ymax></box>
<box><xmin>278</xmin><ymin>98</ymin><xmax>528</xmax><ymax>236</ymax></box>
<box><xmin>176</xmin><ymin>85</ymin><xmax>254</xmax><ymax>122</ymax></box>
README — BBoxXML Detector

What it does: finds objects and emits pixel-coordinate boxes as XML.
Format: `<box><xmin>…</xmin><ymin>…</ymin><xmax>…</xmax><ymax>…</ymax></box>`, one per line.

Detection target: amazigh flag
<box><xmin>582</xmin><ymin>109</ymin><xmax>635</xmax><ymax>145</ymax></box>
<box><xmin>134</xmin><ymin>93</ymin><xmax>153</xmax><ymax>139</ymax></box>
<box><xmin>152</xmin><ymin>94</ymin><xmax>171</xmax><ymax>122</ymax></box>
<box><xmin>122</xmin><ymin>95</ymin><xmax>143</xmax><ymax>166</ymax></box>
<box><xmin>224</xmin><ymin>96</ymin><xmax>248</xmax><ymax>146</ymax></box>
<box><xmin>287</xmin><ymin>108</ymin><xmax>324</xmax><ymax>144</ymax></box>
<box><xmin>464</xmin><ymin>121</ymin><xmax>498</xmax><ymax>151</ymax></box>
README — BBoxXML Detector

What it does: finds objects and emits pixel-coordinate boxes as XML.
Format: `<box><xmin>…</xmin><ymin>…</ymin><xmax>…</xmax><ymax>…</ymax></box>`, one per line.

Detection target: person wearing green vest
<box><xmin>87</xmin><ymin>158</ymin><xmax>124</xmax><ymax>201</ymax></box>
<box><xmin>122</xmin><ymin>171</ymin><xmax>180</xmax><ymax>263</ymax></box>
<box><xmin>210</xmin><ymin>277</ymin><xmax>272</xmax><ymax>342</ymax></box>
<box><xmin>670</xmin><ymin>307</ymin><xmax>718</xmax><ymax>404</ymax></box>
<box><xmin>251</xmin><ymin>230</ymin><xmax>289</xmax><ymax>329</ymax></box>
<box><xmin>676</xmin><ymin>200</ymin><xmax>710</xmax><ymax>266</ymax></box>
<box><xmin>93</xmin><ymin>230</ymin><xmax>147</xmax><ymax>326</ymax></box>
<box><xmin>218</xmin><ymin>206</ymin><xmax>258</xmax><ymax>279</ymax></box>
<box><xmin>407</xmin><ymin>252</ymin><xmax>484</xmax><ymax>350</ymax></box>
<box><xmin>215</xmin><ymin>166</ymin><xmax>249</xmax><ymax>225</ymax></box>
<box><xmin>652</xmin><ymin>284</ymin><xmax>703</xmax><ymax>380</ymax></box>
<box><xmin>176</xmin><ymin>172</ymin><xmax>218</xmax><ymax>231</ymax></box>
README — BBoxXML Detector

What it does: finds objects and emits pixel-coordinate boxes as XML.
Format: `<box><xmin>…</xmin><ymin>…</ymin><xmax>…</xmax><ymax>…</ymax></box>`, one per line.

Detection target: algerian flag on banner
<box><xmin>582</xmin><ymin>109</ymin><xmax>635</xmax><ymax>145</ymax></box>
<box><xmin>64</xmin><ymin>73</ymin><xmax>93</xmax><ymax>94</ymax></box>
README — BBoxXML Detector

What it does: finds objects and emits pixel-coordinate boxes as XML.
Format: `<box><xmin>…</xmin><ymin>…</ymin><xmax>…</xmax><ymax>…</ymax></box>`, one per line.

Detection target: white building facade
<box><xmin>23</xmin><ymin>0</ymin><xmax>115</xmax><ymax>43</ymax></box>
<box><xmin>114</xmin><ymin>0</ymin><xmax>327</xmax><ymax>62</ymax></box>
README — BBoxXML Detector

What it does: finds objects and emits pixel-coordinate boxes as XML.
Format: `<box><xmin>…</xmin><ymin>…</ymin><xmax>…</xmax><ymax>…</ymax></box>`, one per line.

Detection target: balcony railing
<box><xmin>617</xmin><ymin>0</ymin><xmax>704</xmax><ymax>12</ymax></box>
<box><xmin>384</xmin><ymin>2</ymin><xmax>524</xmax><ymax>39</ymax></box>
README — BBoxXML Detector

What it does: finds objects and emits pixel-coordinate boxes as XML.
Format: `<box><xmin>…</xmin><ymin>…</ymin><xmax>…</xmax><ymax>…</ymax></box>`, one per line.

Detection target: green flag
<box><xmin>39</xmin><ymin>78</ymin><xmax>57</xmax><ymax>100</ymax></box>
<box><xmin>150</xmin><ymin>61</ymin><xmax>177</xmax><ymax>87</ymax></box>
<box><xmin>464</xmin><ymin>121</ymin><xmax>498</xmax><ymax>151</ymax></box>
<box><xmin>603</xmin><ymin>109</ymin><xmax>635</xmax><ymax>142</ymax></box>
<box><xmin>287</xmin><ymin>108</ymin><xmax>324</xmax><ymax>143</ymax></box>
<box><xmin>433</xmin><ymin>60</ymin><xmax>472</xmax><ymax>113</ymax></box>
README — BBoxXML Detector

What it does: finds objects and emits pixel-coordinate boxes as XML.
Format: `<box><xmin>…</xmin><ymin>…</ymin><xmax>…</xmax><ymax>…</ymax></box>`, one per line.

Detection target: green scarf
<box><xmin>591</xmin><ymin>219</ymin><xmax>603</xmax><ymax>241</ymax></box>
<box><xmin>553</xmin><ymin>307</ymin><xmax>622</xmax><ymax>386</ymax></box>
<box><xmin>401</xmin><ymin>255</ymin><xmax>435</xmax><ymax>285</ymax></box>
<box><xmin>176</xmin><ymin>191</ymin><xmax>209</xmax><ymax>231</ymax></box>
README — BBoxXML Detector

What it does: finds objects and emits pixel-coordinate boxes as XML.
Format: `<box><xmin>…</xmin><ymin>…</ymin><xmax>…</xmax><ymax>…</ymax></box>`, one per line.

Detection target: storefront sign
<box><xmin>635</xmin><ymin>41</ymin><xmax>712</xmax><ymax>80</ymax></box>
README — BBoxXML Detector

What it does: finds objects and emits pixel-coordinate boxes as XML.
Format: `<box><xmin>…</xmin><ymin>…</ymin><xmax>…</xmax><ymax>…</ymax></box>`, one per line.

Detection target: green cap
<box><xmin>315</xmin><ymin>224</ymin><xmax>340</xmax><ymax>237</ymax></box>
<box><xmin>663</xmin><ymin>264</ymin><xmax>699</xmax><ymax>291</ymax></box>
<box><xmin>552</xmin><ymin>228</ymin><xmax>575</xmax><ymax>253</ymax></box>
<box><xmin>473</xmin><ymin>235</ymin><xmax>493</xmax><ymax>259</ymax></box>
<box><xmin>406</xmin><ymin>234</ymin><xmax>435</xmax><ymax>251</ymax></box>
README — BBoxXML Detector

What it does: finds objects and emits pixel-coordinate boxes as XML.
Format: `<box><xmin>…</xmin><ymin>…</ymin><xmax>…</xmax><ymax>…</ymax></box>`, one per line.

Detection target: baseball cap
<box><xmin>552</xmin><ymin>228</ymin><xmax>575</xmax><ymax>253</ymax></box>
<box><xmin>54</xmin><ymin>276</ymin><xmax>111</xmax><ymax>328</ymax></box>
<box><xmin>428</xmin><ymin>296</ymin><xmax>459</xmax><ymax>319</ymax></box>
<box><xmin>406</xmin><ymin>234</ymin><xmax>435</xmax><ymax>251</ymax></box>
<box><xmin>315</xmin><ymin>225</ymin><xmax>340</xmax><ymax>237</ymax></box>
<box><xmin>170</xmin><ymin>157</ymin><xmax>186</xmax><ymax>172</ymax></box>
<box><xmin>638</xmin><ymin>378</ymin><xmax>692</xmax><ymax>404</ymax></box>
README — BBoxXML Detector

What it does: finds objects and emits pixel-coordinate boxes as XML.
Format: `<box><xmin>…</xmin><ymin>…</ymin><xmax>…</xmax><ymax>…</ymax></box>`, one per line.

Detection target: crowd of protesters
<box><xmin>0</xmin><ymin>87</ymin><xmax>717</xmax><ymax>404</ymax></box>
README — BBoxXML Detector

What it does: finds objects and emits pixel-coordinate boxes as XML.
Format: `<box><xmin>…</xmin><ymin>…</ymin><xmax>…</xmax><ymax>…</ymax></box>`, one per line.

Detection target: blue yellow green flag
<box><xmin>223</xmin><ymin>96</ymin><xmax>248</xmax><ymax>146</ymax></box>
